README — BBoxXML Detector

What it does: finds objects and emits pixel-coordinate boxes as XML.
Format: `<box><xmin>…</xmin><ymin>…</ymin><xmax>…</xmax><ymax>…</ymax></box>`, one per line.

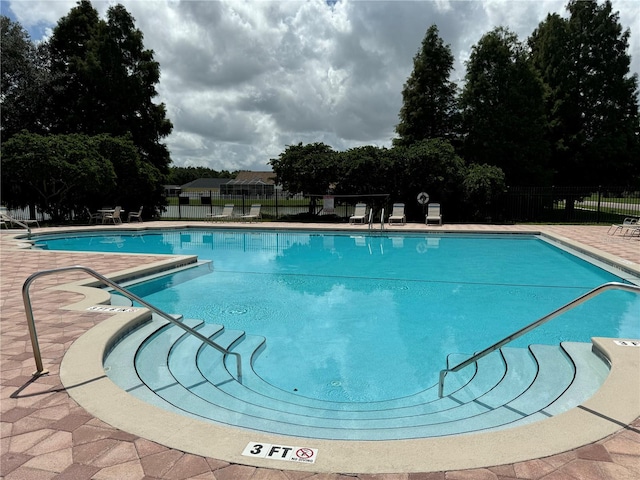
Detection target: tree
<box><xmin>334</xmin><ymin>145</ymin><xmax>393</xmax><ymax>196</ymax></box>
<box><xmin>269</xmin><ymin>142</ymin><xmax>337</xmax><ymax>196</ymax></box>
<box><xmin>0</xmin><ymin>132</ymin><xmax>117</xmax><ymax>221</ymax></box>
<box><xmin>269</xmin><ymin>142</ymin><xmax>337</xmax><ymax>215</ymax></box>
<box><xmin>41</xmin><ymin>0</ymin><xmax>173</xmax><ymax>215</ymax></box>
<box><xmin>391</xmin><ymin>139</ymin><xmax>466</xmax><ymax>219</ymax></box>
<box><xmin>394</xmin><ymin>25</ymin><xmax>458</xmax><ymax>146</ymax></box>
<box><xmin>462</xmin><ymin>163</ymin><xmax>506</xmax><ymax>221</ymax></box>
<box><xmin>529</xmin><ymin>0</ymin><xmax>640</xmax><ymax>185</ymax></box>
<box><xmin>0</xmin><ymin>16</ymin><xmax>49</xmax><ymax>141</ymax></box>
<box><xmin>460</xmin><ymin>27</ymin><xmax>550</xmax><ymax>186</ymax></box>
<box><xmin>0</xmin><ymin>131</ymin><xmax>159</xmax><ymax>221</ymax></box>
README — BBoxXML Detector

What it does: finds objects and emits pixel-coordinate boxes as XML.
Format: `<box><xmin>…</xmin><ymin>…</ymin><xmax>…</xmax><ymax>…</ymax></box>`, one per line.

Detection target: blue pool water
<box><xmin>37</xmin><ymin>229</ymin><xmax>639</xmax><ymax>402</ymax></box>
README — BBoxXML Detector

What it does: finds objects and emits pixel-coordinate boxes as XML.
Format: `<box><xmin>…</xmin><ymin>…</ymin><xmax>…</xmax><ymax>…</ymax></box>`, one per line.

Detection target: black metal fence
<box><xmin>2</xmin><ymin>186</ymin><xmax>638</xmax><ymax>226</ymax></box>
<box><xmin>161</xmin><ymin>187</ymin><xmax>640</xmax><ymax>224</ymax></box>
<box><xmin>493</xmin><ymin>186</ymin><xmax>640</xmax><ymax>224</ymax></box>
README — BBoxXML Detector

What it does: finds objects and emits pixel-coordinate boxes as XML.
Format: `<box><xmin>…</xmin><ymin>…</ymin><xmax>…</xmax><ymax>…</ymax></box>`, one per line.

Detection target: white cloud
<box><xmin>4</xmin><ymin>0</ymin><xmax>639</xmax><ymax>172</ymax></box>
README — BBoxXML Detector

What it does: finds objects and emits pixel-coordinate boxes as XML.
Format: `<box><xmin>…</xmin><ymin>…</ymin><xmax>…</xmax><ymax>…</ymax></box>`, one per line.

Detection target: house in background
<box><xmin>220</xmin><ymin>171</ymin><xmax>278</xmax><ymax>198</ymax></box>
<box><xmin>181</xmin><ymin>178</ymin><xmax>231</xmax><ymax>195</ymax></box>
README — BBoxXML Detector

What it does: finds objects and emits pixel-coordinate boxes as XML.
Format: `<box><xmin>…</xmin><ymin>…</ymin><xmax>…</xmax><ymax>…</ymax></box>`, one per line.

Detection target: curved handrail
<box><xmin>438</xmin><ymin>282</ymin><xmax>640</xmax><ymax>397</ymax></box>
<box><xmin>22</xmin><ymin>265</ymin><xmax>242</xmax><ymax>380</ymax></box>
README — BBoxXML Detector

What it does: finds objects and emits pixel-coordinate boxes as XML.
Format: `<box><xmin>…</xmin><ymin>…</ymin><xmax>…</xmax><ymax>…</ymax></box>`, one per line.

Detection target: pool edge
<box><xmin>59</xmin><ymin>292</ymin><xmax>640</xmax><ymax>474</ymax></box>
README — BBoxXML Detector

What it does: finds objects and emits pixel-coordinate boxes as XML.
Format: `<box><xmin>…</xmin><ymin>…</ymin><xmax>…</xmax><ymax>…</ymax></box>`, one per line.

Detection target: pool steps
<box><xmin>104</xmin><ymin>308</ymin><xmax>610</xmax><ymax>440</ymax></box>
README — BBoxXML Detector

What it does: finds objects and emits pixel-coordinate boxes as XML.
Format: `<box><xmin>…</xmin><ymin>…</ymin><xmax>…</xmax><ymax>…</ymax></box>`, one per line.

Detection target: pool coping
<box><xmin>46</xmin><ymin>225</ymin><xmax>640</xmax><ymax>474</ymax></box>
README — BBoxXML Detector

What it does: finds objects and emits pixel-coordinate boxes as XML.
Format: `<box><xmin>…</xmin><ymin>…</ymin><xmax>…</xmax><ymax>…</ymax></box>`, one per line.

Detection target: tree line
<box><xmin>271</xmin><ymin>0</ymin><xmax>639</xmax><ymax>221</ymax></box>
<box><xmin>2</xmin><ymin>0</ymin><xmax>638</xmax><ymax>222</ymax></box>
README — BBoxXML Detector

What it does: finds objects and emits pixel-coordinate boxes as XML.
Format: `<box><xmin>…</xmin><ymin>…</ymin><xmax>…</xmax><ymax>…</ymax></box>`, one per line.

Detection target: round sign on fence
<box><xmin>417</xmin><ymin>192</ymin><xmax>430</xmax><ymax>205</ymax></box>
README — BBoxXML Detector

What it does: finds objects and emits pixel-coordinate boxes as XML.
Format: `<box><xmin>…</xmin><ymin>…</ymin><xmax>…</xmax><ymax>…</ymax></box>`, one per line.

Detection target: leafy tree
<box><xmin>1</xmin><ymin>132</ymin><xmax>117</xmax><ymax>221</ymax></box>
<box><xmin>391</xmin><ymin>139</ymin><xmax>466</xmax><ymax>219</ymax></box>
<box><xmin>0</xmin><ymin>16</ymin><xmax>49</xmax><ymax>141</ymax></box>
<box><xmin>0</xmin><ymin>131</ymin><xmax>160</xmax><ymax>221</ymax></box>
<box><xmin>529</xmin><ymin>0</ymin><xmax>640</xmax><ymax>185</ymax></box>
<box><xmin>394</xmin><ymin>25</ymin><xmax>458</xmax><ymax>146</ymax></box>
<box><xmin>44</xmin><ymin>0</ymin><xmax>172</xmax><ymax>215</ymax></box>
<box><xmin>460</xmin><ymin>27</ymin><xmax>550</xmax><ymax>186</ymax></box>
<box><xmin>334</xmin><ymin>145</ymin><xmax>393</xmax><ymax>196</ymax></box>
<box><xmin>269</xmin><ymin>142</ymin><xmax>338</xmax><ymax>214</ymax></box>
<box><xmin>462</xmin><ymin>163</ymin><xmax>506</xmax><ymax>221</ymax></box>
<box><xmin>269</xmin><ymin>142</ymin><xmax>337</xmax><ymax>195</ymax></box>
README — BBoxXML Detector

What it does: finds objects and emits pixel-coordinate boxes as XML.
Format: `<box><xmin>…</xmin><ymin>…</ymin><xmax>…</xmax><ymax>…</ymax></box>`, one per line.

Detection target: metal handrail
<box><xmin>0</xmin><ymin>213</ymin><xmax>31</xmax><ymax>237</ymax></box>
<box><xmin>22</xmin><ymin>265</ymin><xmax>242</xmax><ymax>379</ymax></box>
<box><xmin>438</xmin><ymin>282</ymin><xmax>640</xmax><ymax>397</ymax></box>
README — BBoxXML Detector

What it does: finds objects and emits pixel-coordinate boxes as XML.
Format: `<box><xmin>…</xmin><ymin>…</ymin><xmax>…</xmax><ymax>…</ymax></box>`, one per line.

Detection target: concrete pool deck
<box><xmin>1</xmin><ymin>222</ymin><xmax>639</xmax><ymax>479</ymax></box>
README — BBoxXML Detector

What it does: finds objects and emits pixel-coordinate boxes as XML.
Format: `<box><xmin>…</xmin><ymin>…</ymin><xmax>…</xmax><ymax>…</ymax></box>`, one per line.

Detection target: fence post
<box><xmin>596</xmin><ymin>186</ymin><xmax>602</xmax><ymax>224</ymax></box>
<box><xmin>275</xmin><ymin>190</ymin><xmax>279</xmax><ymax>219</ymax></box>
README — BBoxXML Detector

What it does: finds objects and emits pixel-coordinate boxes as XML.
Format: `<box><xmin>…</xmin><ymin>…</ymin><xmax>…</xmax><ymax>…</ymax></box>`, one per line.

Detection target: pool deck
<box><xmin>1</xmin><ymin>221</ymin><xmax>639</xmax><ymax>479</ymax></box>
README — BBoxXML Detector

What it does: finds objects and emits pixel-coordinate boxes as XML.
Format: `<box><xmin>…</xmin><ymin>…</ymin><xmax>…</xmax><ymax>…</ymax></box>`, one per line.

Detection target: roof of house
<box><xmin>233</xmin><ymin>171</ymin><xmax>276</xmax><ymax>185</ymax></box>
<box><xmin>180</xmin><ymin>178</ymin><xmax>231</xmax><ymax>189</ymax></box>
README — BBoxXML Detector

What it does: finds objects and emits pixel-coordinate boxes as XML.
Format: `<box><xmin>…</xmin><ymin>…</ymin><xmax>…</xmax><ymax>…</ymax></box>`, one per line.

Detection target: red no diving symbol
<box><xmin>296</xmin><ymin>448</ymin><xmax>314</xmax><ymax>459</ymax></box>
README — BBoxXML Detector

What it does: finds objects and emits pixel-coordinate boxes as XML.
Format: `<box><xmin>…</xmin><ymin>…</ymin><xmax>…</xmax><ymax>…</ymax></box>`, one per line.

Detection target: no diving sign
<box><xmin>242</xmin><ymin>442</ymin><xmax>317</xmax><ymax>464</ymax></box>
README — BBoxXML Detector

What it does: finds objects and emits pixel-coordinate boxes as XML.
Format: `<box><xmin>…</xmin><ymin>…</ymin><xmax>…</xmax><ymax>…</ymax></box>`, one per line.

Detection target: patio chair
<box><xmin>128</xmin><ymin>206</ymin><xmax>143</xmax><ymax>222</ymax></box>
<box><xmin>388</xmin><ymin>203</ymin><xmax>406</xmax><ymax>225</ymax></box>
<box><xmin>608</xmin><ymin>217</ymin><xmax>638</xmax><ymax>235</ymax></box>
<box><xmin>426</xmin><ymin>203</ymin><xmax>442</xmax><ymax>226</ymax></box>
<box><xmin>102</xmin><ymin>206</ymin><xmax>123</xmax><ymax>224</ymax></box>
<box><xmin>85</xmin><ymin>208</ymin><xmax>103</xmax><ymax>224</ymax></box>
<box><xmin>349</xmin><ymin>203</ymin><xmax>368</xmax><ymax>224</ymax></box>
<box><xmin>207</xmin><ymin>204</ymin><xmax>234</xmax><ymax>221</ymax></box>
<box><xmin>240</xmin><ymin>204</ymin><xmax>262</xmax><ymax>222</ymax></box>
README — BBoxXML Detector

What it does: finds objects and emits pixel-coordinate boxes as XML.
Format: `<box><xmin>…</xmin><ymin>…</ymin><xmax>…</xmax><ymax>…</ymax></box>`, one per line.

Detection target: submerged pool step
<box><xmin>136</xmin><ymin>322</ymin><xmax>518</xmax><ymax>428</ymax></box>
<box><xmin>107</xmin><ymin>316</ymin><xmax>610</xmax><ymax>440</ymax></box>
<box><xmin>133</xmin><ymin>332</ymin><xmax>564</xmax><ymax>438</ymax></box>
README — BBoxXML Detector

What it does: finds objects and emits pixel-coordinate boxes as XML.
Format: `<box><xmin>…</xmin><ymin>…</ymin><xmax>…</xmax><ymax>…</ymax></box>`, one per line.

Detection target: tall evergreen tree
<box><xmin>529</xmin><ymin>0</ymin><xmax>640</xmax><ymax>185</ymax></box>
<box><xmin>460</xmin><ymin>27</ymin><xmax>550</xmax><ymax>185</ymax></box>
<box><xmin>394</xmin><ymin>25</ymin><xmax>458</xmax><ymax>146</ymax></box>
<box><xmin>0</xmin><ymin>16</ymin><xmax>49</xmax><ymax>141</ymax></box>
<box><xmin>47</xmin><ymin>1</ymin><xmax>173</xmax><ymax>173</ymax></box>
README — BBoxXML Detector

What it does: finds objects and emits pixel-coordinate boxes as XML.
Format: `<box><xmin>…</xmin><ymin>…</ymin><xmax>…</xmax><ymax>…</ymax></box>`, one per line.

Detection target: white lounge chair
<box><xmin>388</xmin><ymin>203</ymin><xmax>406</xmax><ymax>225</ymax></box>
<box><xmin>240</xmin><ymin>204</ymin><xmax>261</xmax><ymax>222</ymax></box>
<box><xmin>102</xmin><ymin>206</ymin><xmax>123</xmax><ymax>224</ymax></box>
<box><xmin>608</xmin><ymin>217</ymin><xmax>638</xmax><ymax>235</ymax></box>
<box><xmin>0</xmin><ymin>211</ymin><xmax>40</xmax><ymax>228</ymax></box>
<box><xmin>127</xmin><ymin>206</ymin><xmax>143</xmax><ymax>222</ymax></box>
<box><xmin>207</xmin><ymin>204</ymin><xmax>234</xmax><ymax>221</ymax></box>
<box><xmin>426</xmin><ymin>203</ymin><xmax>442</xmax><ymax>226</ymax></box>
<box><xmin>349</xmin><ymin>203</ymin><xmax>368</xmax><ymax>224</ymax></box>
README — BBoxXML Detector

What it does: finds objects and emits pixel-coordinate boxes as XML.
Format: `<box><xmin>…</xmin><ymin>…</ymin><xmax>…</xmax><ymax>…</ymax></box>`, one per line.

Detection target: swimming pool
<box><xmin>38</xmin><ymin>229</ymin><xmax>639</xmax><ymax>404</ymax></box>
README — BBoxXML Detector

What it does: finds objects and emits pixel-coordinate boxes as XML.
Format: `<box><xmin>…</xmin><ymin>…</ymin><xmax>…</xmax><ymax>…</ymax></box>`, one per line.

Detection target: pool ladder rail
<box><xmin>367</xmin><ymin>207</ymin><xmax>385</xmax><ymax>231</ymax></box>
<box><xmin>438</xmin><ymin>282</ymin><xmax>640</xmax><ymax>397</ymax></box>
<box><xmin>22</xmin><ymin>265</ymin><xmax>242</xmax><ymax>379</ymax></box>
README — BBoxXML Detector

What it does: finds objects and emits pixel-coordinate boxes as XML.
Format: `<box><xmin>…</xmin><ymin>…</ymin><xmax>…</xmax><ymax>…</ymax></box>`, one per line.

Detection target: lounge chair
<box><xmin>127</xmin><ymin>206</ymin><xmax>143</xmax><ymax>222</ymax></box>
<box><xmin>0</xmin><ymin>211</ymin><xmax>40</xmax><ymax>228</ymax></box>
<box><xmin>207</xmin><ymin>204</ymin><xmax>234</xmax><ymax>221</ymax></box>
<box><xmin>623</xmin><ymin>224</ymin><xmax>640</xmax><ymax>238</ymax></box>
<box><xmin>388</xmin><ymin>203</ymin><xmax>406</xmax><ymax>225</ymax></box>
<box><xmin>240</xmin><ymin>204</ymin><xmax>261</xmax><ymax>222</ymax></box>
<box><xmin>349</xmin><ymin>203</ymin><xmax>368</xmax><ymax>224</ymax></box>
<box><xmin>608</xmin><ymin>217</ymin><xmax>638</xmax><ymax>235</ymax></box>
<box><xmin>102</xmin><ymin>206</ymin><xmax>123</xmax><ymax>224</ymax></box>
<box><xmin>426</xmin><ymin>203</ymin><xmax>442</xmax><ymax>226</ymax></box>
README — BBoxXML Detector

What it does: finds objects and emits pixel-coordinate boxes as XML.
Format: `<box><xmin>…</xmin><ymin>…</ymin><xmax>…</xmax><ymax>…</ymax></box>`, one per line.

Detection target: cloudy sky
<box><xmin>2</xmin><ymin>1</ymin><xmax>639</xmax><ymax>173</ymax></box>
